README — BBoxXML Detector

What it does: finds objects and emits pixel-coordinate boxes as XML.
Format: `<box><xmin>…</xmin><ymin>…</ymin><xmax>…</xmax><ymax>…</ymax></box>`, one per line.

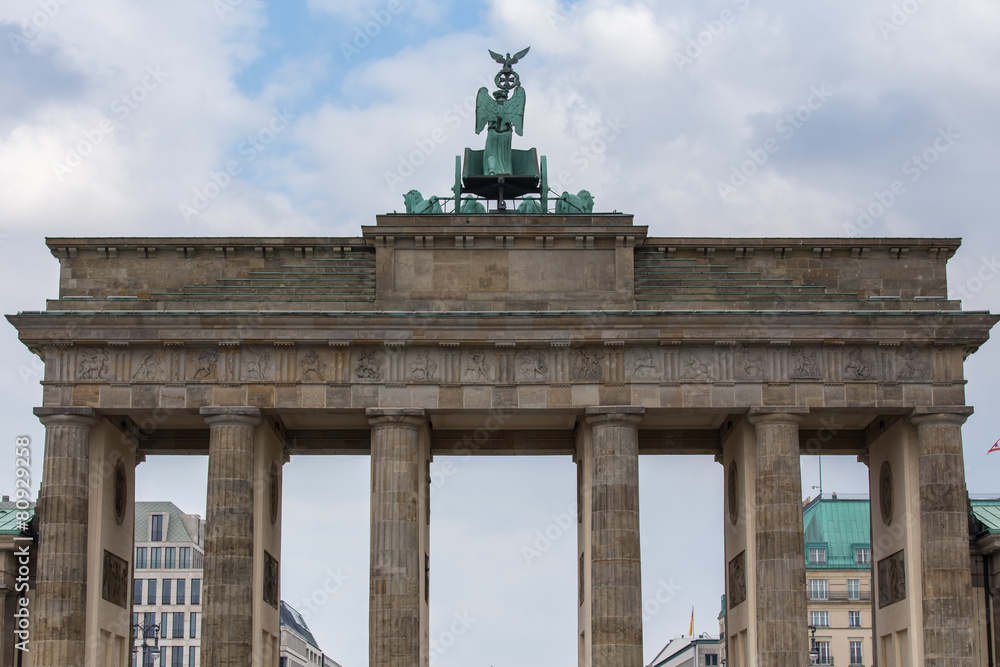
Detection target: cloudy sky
<box><xmin>2</xmin><ymin>0</ymin><xmax>1000</xmax><ymax>664</ymax></box>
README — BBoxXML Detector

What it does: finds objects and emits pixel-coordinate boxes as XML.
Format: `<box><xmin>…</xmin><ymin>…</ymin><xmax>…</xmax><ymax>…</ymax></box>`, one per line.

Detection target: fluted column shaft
<box><xmin>912</xmin><ymin>408</ymin><xmax>976</xmax><ymax>667</ymax></box>
<box><xmin>368</xmin><ymin>408</ymin><xmax>426</xmax><ymax>667</ymax></box>
<box><xmin>32</xmin><ymin>407</ymin><xmax>97</xmax><ymax>667</ymax></box>
<box><xmin>748</xmin><ymin>407</ymin><xmax>808</xmax><ymax>667</ymax></box>
<box><xmin>200</xmin><ymin>407</ymin><xmax>261</xmax><ymax>667</ymax></box>
<box><xmin>586</xmin><ymin>406</ymin><xmax>644</xmax><ymax>667</ymax></box>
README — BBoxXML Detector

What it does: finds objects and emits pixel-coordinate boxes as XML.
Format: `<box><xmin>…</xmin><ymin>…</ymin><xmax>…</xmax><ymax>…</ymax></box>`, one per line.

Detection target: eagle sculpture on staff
<box><xmin>476</xmin><ymin>47</ymin><xmax>530</xmax><ymax>175</ymax></box>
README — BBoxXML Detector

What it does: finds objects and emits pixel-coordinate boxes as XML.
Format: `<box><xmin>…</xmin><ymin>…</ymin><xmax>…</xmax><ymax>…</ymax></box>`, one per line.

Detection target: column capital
<box><xmin>911</xmin><ymin>406</ymin><xmax>974</xmax><ymax>427</ymax></box>
<box><xmin>200</xmin><ymin>406</ymin><xmax>261</xmax><ymax>428</ymax></box>
<box><xmin>367</xmin><ymin>408</ymin><xmax>426</xmax><ymax>428</ymax></box>
<box><xmin>747</xmin><ymin>405</ymin><xmax>808</xmax><ymax>426</ymax></box>
<box><xmin>33</xmin><ymin>406</ymin><xmax>98</xmax><ymax>427</ymax></box>
<box><xmin>585</xmin><ymin>405</ymin><xmax>644</xmax><ymax>426</ymax></box>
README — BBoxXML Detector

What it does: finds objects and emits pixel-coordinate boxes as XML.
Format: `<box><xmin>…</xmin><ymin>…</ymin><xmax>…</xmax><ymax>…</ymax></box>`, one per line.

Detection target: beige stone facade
<box><xmin>7</xmin><ymin>213</ymin><xmax>999</xmax><ymax>666</ymax></box>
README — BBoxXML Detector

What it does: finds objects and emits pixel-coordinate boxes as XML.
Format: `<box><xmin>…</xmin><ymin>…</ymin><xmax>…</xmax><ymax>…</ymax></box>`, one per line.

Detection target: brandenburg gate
<box><xmin>8</xmin><ymin>49</ymin><xmax>999</xmax><ymax>667</ymax></box>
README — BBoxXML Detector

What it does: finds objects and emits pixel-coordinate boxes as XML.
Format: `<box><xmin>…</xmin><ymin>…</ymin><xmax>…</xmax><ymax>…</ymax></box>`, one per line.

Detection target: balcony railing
<box><xmin>807</xmin><ymin>586</ymin><xmax>872</xmax><ymax>602</ymax></box>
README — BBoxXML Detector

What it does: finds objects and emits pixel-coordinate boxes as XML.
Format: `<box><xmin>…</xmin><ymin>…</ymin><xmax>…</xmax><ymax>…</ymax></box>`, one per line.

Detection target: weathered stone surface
<box><xmin>368</xmin><ymin>409</ymin><xmax>427</xmax><ymax>667</ymax></box>
<box><xmin>912</xmin><ymin>408</ymin><xmax>977</xmax><ymax>667</ymax></box>
<box><xmin>748</xmin><ymin>407</ymin><xmax>809</xmax><ymax>667</ymax></box>
<box><xmin>586</xmin><ymin>406</ymin><xmax>644</xmax><ymax>667</ymax></box>
<box><xmin>200</xmin><ymin>407</ymin><xmax>261</xmax><ymax>667</ymax></box>
<box><xmin>32</xmin><ymin>407</ymin><xmax>98</xmax><ymax>667</ymax></box>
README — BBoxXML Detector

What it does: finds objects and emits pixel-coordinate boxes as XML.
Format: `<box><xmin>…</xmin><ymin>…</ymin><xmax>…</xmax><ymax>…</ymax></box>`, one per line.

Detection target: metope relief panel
<box><xmin>736</xmin><ymin>345</ymin><xmax>767</xmax><ymax>381</ymax></box>
<box><xmin>680</xmin><ymin>348</ymin><xmax>714</xmax><ymax>382</ymax></box>
<box><xmin>463</xmin><ymin>349</ymin><xmax>495</xmax><ymax>382</ymax></box>
<box><xmin>131</xmin><ymin>349</ymin><xmax>165</xmax><ymax>381</ymax></box>
<box><xmin>407</xmin><ymin>348</ymin><xmax>439</xmax><ymax>382</ymax></box>
<box><xmin>243</xmin><ymin>347</ymin><xmax>273</xmax><ymax>382</ymax></box>
<box><xmin>790</xmin><ymin>347</ymin><xmax>821</xmax><ymax>379</ymax></box>
<box><xmin>77</xmin><ymin>347</ymin><xmax>110</xmax><ymax>381</ymax></box>
<box><xmin>297</xmin><ymin>348</ymin><xmax>327</xmax><ymax>382</ymax></box>
<box><xmin>571</xmin><ymin>347</ymin><xmax>604</xmax><ymax>381</ymax></box>
<box><xmin>844</xmin><ymin>347</ymin><xmax>876</xmax><ymax>381</ymax></box>
<box><xmin>189</xmin><ymin>348</ymin><xmax>220</xmax><ymax>381</ymax></box>
<box><xmin>517</xmin><ymin>349</ymin><xmax>550</xmax><ymax>382</ymax></box>
<box><xmin>897</xmin><ymin>345</ymin><xmax>930</xmax><ymax>381</ymax></box>
<box><xmin>625</xmin><ymin>346</ymin><xmax>659</xmax><ymax>381</ymax></box>
<box><xmin>353</xmin><ymin>348</ymin><xmax>384</xmax><ymax>382</ymax></box>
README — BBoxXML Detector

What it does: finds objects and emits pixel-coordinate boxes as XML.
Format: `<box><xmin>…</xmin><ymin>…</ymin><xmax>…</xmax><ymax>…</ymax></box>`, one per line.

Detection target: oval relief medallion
<box><xmin>728</xmin><ymin>461</ymin><xmax>739</xmax><ymax>525</ymax></box>
<box><xmin>879</xmin><ymin>461</ymin><xmax>894</xmax><ymax>526</ymax></box>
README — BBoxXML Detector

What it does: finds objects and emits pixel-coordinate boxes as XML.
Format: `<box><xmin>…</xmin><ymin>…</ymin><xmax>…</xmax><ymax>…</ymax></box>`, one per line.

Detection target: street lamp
<box><xmin>132</xmin><ymin>620</ymin><xmax>160</xmax><ymax>667</ymax></box>
<box><xmin>808</xmin><ymin>624</ymin><xmax>820</xmax><ymax>665</ymax></box>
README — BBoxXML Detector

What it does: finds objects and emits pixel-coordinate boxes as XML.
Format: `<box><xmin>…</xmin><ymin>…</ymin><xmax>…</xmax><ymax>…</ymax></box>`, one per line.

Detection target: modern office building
<box><xmin>648</xmin><ymin>634</ymin><xmax>720</xmax><ymax>667</ymax></box>
<box><xmin>1</xmin><ymin>500</ymin><xmax>35</xmax><ymax>667</ymax></box>
<box><xmin>131</xmin><ymin>502</ymin><xmax>205</xmax><ymax>667</ymax></box>
<box><xmin>279</xmin><ymin>601</ymin><xmax>341</xmax><ymax>667</ymax></box>
<box><xmin>802</xmin><ymin>494</ymin><xmax>874</xmax><ymax>667</ymax></box>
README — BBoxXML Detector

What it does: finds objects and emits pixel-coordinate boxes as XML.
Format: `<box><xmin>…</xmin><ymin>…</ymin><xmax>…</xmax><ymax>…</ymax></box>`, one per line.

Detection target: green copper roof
<box><xmin>802</xmin><ymin>496</ymin><xmax>871</xmax><ymax>570</ymax></box>
<box><xmin>972</xmin><ymin>498</ymin><xmax>1000</xmax><ymax>536</ymax></box>
<box><xmin>134</xmin><ymin>501</ymin><xmax>197</xmax><ymax>543</ymax></box>
<box><xmin>0</xmin><ymin>502</ymin><xmax>35</xmax><ymax>535</ymax></box>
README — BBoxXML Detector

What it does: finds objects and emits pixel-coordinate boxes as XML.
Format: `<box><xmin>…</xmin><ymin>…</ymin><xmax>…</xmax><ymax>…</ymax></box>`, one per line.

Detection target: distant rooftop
<box><xmin>280</xmin><ymin>600</ymin><xmax>321</xmax><ymax>650</ymax></box>
<box><xmin>0</xmin><ymin>502</ymin><xmax>35</xmax><ymax>535</ymax></box>
<box><xmin>803</xmin><ymin>495</ymin><xmax>871</xmax><ymax>570</ymax></box>
<box><xmin>134</xmin><ymin>501</ymin><xmax>202</xmax><ymax>544</ymax></box>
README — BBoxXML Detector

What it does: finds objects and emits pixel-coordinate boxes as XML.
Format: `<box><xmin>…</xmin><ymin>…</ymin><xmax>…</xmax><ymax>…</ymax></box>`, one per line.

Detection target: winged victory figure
<box><xmin>475</xmin><ymin>47</ymin><xmax>530</xmax><ymax>175</ymax></box>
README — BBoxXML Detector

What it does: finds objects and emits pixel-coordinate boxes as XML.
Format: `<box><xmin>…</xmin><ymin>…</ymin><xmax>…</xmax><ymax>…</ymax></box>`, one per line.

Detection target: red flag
<box><xmin>990</xmin><ymin>439</ymin><xmax>1000</xmax><ymax>455</ymax></box>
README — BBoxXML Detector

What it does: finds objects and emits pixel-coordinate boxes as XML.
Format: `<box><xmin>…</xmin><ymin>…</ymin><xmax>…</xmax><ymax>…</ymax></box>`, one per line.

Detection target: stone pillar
<box><xmin>911</xmin><ymin>407</ymin><xmax>976</xmax><ymax>667</ymax></box>
<box><xmin>747</xmin><ymin>406</ymin><xmax>808</xmax><ymax>667</ymax></box>
<box><xmin>200</xmin><ymin>407</ymin><xmax>261</xmax><ymax>667</ymax></box>
<box><xmin>32</xmin><ymin>406</ymin><xmax>97</xmax><ymax>667</ymax></box>
<box><xmin>368</xmin><ymin>408</ymin><xmax>429</xmax><ymax>667</ymax></box>
<box><xmin>584</xmin><ymin>406</ymin><xmax>644</xmax><ymax>667</ymax></box>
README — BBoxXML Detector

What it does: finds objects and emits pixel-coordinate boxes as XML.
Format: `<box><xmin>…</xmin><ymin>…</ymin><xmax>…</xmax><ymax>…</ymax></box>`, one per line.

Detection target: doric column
<box><xmin>200</xmin><ymin>407</ymin><xmax>261</xmax><ymax>667</ymax></box>
<box><xmin>31</xmin><ymin>406</ymin><xmax>97</xmax><ymax>667</ymax></box>
<box><xmin>585</xmin><ymin>406</ymin><xmax>644</xmax><ymax>667</ymax></box>
<box><xmin>911</xmin><ymin>407</ymin><xmax>976</xmax><ymax>667</ymax></box>
<box><xmin>368</xmin><ymin>408</ymin><xmax>428</xmax><ymax>667</ymax></box>
<box><xmin>747</xmin><ymin>406</ymin><xmax>808</xmax><ymax>667</ymax></box>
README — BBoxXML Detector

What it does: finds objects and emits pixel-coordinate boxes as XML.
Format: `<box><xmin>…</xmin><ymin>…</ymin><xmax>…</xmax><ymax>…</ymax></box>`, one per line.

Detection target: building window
<box><xmin>849</xmin><ymin>610</ymin><xmax>862</xmax><ymax>628</ymax></box>
<box><xmin>189</xmin><ymin>647</ymin><xmax>196</xmax><ymax>667</ymax></box>
<box><xmin>136</xmin><ymin>547</ymin><xmax>147</xmax><ymax>569</ymax></box>
<box><xmin>847</xmin><ymin>578</ymin><xmax>860</xmax><ymax>600</ymax></box>
<box><xmin>164</xmin><ymin>547</ymin><xmax>175</xmax><ymax>569</ymax></box>
<box><xmin>143</xmin><ymin>612</ymin><xmax>156</xmax><ymax>636</ymax></box>
<box><xmin>855</xmin><ymin>547</ymin><xmax>872</xmax><ymax>565</ymax></box>
<box><xmin>150</xmin><ymin>514</ymin><xmax>163</xmax><ymax>541</ymax></box>
<box><xmin>191</xmin><ymin>579</ymin><xmax>201</xmax><ymax>605</ymax></box>
<box><xmin>147</xmin><ymin>579</ymin><xmax>157</xmax><ymax>605</ymax></box>
<box><xmin>171</xmin><ymin>647</ymin><xmax>183</xmax><ymax>667</ymax></box>
<box><xmin>162</xmin><ymin>579</ymin><xmax>172</xmax><ymax>605</ymax></box>
<box><xmin>176</xmin><ymin>578</ymin><xmax>186</xmax><ymax>605</ymax></box>
<box><xmin>161</xmin><ymin>613</ymin><xmax>168</xmax><ymax>638</ymax></box>
<box><xmin>808</xmin><ymin>548</ymin><xmax>827</xmax><ymax>565</ymax></box>
<box><xmin>179</xmin><ymin>547</ymin><xmax>191</xmax><ymax>569</ymax></box>
<box><xmin>850</xmin><ymin>640</ymin><xmax>864</xmax><ymax>665</ymax></box>
<box><xmin>133</xmin><ymin>580</ymin><xmax>143</xmax><ymax>606</ymax></box>
<box><xmin>173</xmin><ymin>612</ymin><xmax>184</xmax><ymax>638</ymax></box>
<box><xmin>810</xmin><ymin>611</ymin><xmax>830</xmax><ymax>628</ymax></box>
<box><xmin>705</xmin><ymin>655</ymin><xmax>719</xmax><ymax>666</ymax></box>
<box><xmin>815</xmin><ymin>640</ymin><xmax>831</xmax><ymax>665</ymax></box>
<box><xmin>190</xmin><ymin>612</ymin><xmax>198</xmax><ymax>638</ymax></box>
<box><xmin>160</xmin><ymin>647</ymin><xmax>167</xmax><ymax>666</ymax></box>
<box><xmin>150</xmin><ymin>547</ymin><xmax>161</xmax><ymax>569</ymax></box>
<box><xmin>808</xmin><ymin>579</ymin><xmax>829</xmax><ymax>600</ymax></box>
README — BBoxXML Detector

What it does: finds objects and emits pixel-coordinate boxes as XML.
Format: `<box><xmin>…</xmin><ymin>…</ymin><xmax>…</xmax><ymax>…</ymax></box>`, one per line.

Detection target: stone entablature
<box><xmin>41</xmin><ymin>224</ymin><xmax>960</xmax><ymax>311</ymax></box>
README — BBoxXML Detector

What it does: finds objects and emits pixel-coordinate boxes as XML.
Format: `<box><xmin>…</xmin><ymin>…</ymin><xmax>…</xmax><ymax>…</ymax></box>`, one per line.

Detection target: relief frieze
<box><xmin>59</xmin><ymin>343</ymin><xmax>948</xmax><ymax>388</ymax></box>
